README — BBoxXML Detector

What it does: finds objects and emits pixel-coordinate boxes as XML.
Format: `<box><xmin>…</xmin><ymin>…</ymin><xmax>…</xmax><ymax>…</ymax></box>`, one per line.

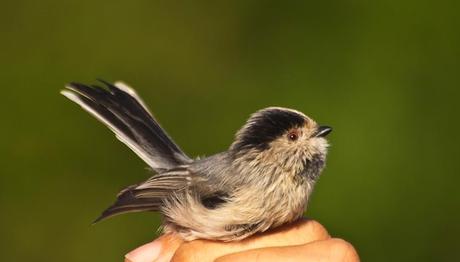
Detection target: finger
<box><xmin>125</xmin><ymin>233</ymin><xmax>184</xmax><ymax>262</ymax></box>
<box><xmin>215</xmin><ymin>238</ymin><xmax>360</xmax><ymax>262</ymax></box>
<box><xmin>171</xmin><ymin>218</ymin><xmax>330</xmax><ymax>262</ymax></box>
<box><xmin>239</xmin><ymin>218</ymin><xmax>330</xmax><ymax>247</ymax></box>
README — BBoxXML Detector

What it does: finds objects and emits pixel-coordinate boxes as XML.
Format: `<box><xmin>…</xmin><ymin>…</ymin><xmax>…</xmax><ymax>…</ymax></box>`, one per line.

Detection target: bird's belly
<box><xmin>162</xmin><ymin>179</ymin><xmax>311</xmax><ymax>241</ymax></box>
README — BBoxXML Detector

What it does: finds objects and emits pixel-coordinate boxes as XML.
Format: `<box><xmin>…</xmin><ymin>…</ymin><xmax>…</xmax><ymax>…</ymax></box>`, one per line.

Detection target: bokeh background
<box><xmin>1</xmin><ymin>1</ymin><xmax>459</xmax><ymax>261</ymax></box>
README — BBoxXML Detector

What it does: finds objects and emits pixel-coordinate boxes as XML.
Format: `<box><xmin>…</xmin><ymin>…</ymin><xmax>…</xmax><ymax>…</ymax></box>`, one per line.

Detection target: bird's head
<box><xmin>230</xmin><ymin>107</ymin><xmax>332</xmax><ymax>181</ymax></box>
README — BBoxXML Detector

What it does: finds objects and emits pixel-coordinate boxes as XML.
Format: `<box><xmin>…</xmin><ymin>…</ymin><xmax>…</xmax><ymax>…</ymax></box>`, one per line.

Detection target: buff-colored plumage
<box><xmin>62</xmin><ymin>81</ymin><xmax>332</xmax><ymax>241</ymax></box>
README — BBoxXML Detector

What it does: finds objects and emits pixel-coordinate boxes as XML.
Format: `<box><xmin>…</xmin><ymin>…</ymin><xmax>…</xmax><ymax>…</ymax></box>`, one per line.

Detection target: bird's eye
<box><xmin>287</xmin><ymin>131</ymin><xmax>299</xmax><ymax>141</ymax></box>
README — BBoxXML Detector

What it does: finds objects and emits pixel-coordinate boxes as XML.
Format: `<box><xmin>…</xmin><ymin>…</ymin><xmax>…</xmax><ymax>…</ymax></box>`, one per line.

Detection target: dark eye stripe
<box><xmin>232</xmin><ymin>108</ymin><xmax>306</xmax><ymax>151</ymax></box>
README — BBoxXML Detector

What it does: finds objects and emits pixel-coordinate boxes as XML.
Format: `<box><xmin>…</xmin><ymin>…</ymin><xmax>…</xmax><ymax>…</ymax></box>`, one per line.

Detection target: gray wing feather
<box><xmin>92</xmin><ymin>154</ymin><xmax>236</xmax><ymax>222</ymax></box>
<box><xmin>93</xmin><ymin>167</ymin><xmax>193</xmax><ymax>223</ymax></box>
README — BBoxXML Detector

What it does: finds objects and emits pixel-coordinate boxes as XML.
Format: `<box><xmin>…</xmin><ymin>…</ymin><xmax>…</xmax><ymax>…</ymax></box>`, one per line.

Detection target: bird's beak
<box><xmin>315</xmin><ymin>126</ymin><xmax>332</xmax><ymax>137</ymax></box>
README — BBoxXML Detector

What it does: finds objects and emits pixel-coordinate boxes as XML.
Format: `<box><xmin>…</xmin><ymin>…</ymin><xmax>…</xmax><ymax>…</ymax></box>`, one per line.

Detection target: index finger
<box><xmin>215</xmin><ymin>238</ymin><xmax>360</xmax><ymax>262</ymax></box>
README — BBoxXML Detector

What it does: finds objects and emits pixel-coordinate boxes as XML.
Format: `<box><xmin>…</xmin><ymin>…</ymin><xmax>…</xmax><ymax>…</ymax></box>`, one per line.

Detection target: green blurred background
<box><xmin>1</xmin><ymin>1</ymin><xmax>459</xmax><ymax>261</ymax></box>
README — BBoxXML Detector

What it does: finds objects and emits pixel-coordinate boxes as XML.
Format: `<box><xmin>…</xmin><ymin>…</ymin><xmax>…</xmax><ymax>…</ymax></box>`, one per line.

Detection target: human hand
<box><xmin>124</xmin><ymin>218</ymin><xmax>359</xmax><ymax>262</ymax></box>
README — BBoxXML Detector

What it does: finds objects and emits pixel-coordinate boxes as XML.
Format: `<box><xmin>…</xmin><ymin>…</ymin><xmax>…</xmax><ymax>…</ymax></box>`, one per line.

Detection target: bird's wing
<box><xmin>61</xmin><ymin>80</ymin><xmax>192</xmax><ymax>172</ymax></box>
<box><xmin>93</xmin><ymin>158</ymin><xmax>235</xmax><ymax>223</ymax></box>
<box><xmin>93</xmin><ymin>167</ymin><xmax>194</xmax><ymax>223</ymax></box>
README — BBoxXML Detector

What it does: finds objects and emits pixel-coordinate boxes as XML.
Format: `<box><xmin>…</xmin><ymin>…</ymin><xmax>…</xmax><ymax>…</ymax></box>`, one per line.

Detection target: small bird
<box><xmin>61</xmin><ymin>80</ymin><xmax>332</xmax><ymax>241</ymax></box>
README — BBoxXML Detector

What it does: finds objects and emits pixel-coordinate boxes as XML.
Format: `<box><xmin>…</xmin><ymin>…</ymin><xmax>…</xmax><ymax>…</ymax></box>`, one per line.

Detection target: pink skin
<box><xmin>124</xmin><ymin>219</ymin><xmax>359</xmax><ymax>262</ymax></box>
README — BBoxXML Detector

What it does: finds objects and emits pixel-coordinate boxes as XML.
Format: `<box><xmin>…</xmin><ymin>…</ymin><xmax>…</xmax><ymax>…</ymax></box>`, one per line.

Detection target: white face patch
<box><xmin>307</xmin><ymin>137</ymin><xmax>329</xmax><ymax>157</ymax></box>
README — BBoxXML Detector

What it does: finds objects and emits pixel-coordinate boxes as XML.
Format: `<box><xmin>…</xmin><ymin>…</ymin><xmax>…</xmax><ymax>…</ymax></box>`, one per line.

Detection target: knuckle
<box><xmin>302</xmin><ymin>219</ymin><xmax>329</xmax><ymax>238</ymax></box>
<box><xmin>328</xmin><ymin>238</ymin><xmax>360</xmax><ymax>262</ymax></box>
<box><xmin>171</xmin><ymin>247</ymin><xmax>192</xmax><ymax>262</ymax></box>
<box><xmin>171</xmin><ymin>240</ymin><xmax>206</xmax><ymax>262</ymax></box>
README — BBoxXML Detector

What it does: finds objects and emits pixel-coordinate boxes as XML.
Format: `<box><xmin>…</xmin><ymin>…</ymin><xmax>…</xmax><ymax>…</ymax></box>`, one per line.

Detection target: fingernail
<box><xmin>125</xmin><ymin>240</ymin><xmax>163</xmax><ymax>262</ymax></box>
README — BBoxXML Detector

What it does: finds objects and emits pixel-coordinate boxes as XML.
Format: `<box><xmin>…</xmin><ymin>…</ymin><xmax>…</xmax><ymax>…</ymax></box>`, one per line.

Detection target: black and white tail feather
<box><xmin>61</xmin><ymin>80</ymin><xmax>193</xmax><ymax>222</ymax></box>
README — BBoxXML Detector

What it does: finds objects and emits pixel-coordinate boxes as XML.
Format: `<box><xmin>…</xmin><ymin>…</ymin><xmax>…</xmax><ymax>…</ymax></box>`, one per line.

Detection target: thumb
<box><xmin>125</xmin><ymin>233</ymin><xmax>184</xmax><ymax>262</ymax></box>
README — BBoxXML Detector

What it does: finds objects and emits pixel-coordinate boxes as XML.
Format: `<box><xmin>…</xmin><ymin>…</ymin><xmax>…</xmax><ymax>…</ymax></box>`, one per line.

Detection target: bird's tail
<box><xmin>61</xmin><ymin>80</ymin><xmax>192</xmax><ymax>172</ymax></box>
